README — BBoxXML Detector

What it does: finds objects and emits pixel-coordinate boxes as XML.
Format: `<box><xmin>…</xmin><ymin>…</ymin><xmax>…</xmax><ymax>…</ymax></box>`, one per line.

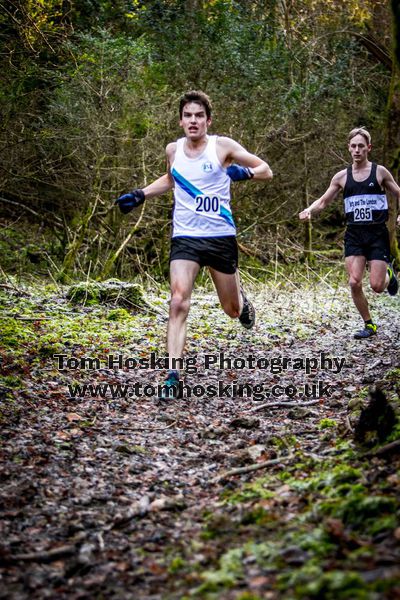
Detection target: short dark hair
<box><xmin>179</xmin><ymin>90</ymin><xmax>212</xmax><ymax>119</ymax></box>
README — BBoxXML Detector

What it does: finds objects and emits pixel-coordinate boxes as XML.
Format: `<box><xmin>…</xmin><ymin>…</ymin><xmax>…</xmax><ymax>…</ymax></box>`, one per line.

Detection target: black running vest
<box><xmin>343</xmin><ymin>163</ymin><xmax>388</xmax><ymax>225</ymax></box>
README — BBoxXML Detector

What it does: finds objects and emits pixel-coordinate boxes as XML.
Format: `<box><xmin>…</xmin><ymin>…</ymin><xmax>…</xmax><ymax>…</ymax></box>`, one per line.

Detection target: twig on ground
<box><xmin>365</xmin><ymin>439</ymin><xmax>400</xmax><ymax>457</ymax></box>
<box><xmin>0</xmin><ymin>266</ymin><xmax>25</xmax><ymax>295</ymax></box>
<box><xmin>112</xmin><ymin>494</ymin><xmax>186</xmax><ymax>529</ymax></box>
<box><xmin>0</xmin><ymin>544</ymin><xmax>76</xmax><ymax>565</ymax></box>
<box><xmin>88</xmin><ymin>421</ymin><xmax>178</xmax><ymax>432</ymax></box>
<box><xmin>248</xmin><ymin>399</ymin><xmax>320</xmax><ymax>413</ymax></box>
<box><xmin>118</xmin><ymin>421</ymin><xmax>178</xmax><ymax>432</ymax></box>
<box><xmin>1</xmin><ymin>315</ymin><xmax>53</xmax><ymax>320</ymax></box>
<box><xmin>211</xmin><ymin>454</ymin><xmax>295</xmax><ymax>483</ymax></box>
<box><xmin>345</xmin><ymin>414</ymin><xmax>354</xmax><ymax>434</ymax></box>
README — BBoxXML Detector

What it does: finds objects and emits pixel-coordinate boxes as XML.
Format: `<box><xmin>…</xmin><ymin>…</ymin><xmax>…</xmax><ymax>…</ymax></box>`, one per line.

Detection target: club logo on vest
<box><xmin>202</xmin><ymin>161</ymin><xmax>213</xmax><ymax>173</ymax></box>
<box><xmin>369</xmin><ymin>182</ymin><xmax>374</xmax><ymax>187</ymax></box>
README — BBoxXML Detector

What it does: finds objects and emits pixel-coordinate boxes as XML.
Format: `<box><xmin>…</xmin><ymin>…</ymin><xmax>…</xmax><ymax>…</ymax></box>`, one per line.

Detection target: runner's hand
<box><xmin>299</xmin><ymin>208</ymin><xmax>312</xmax><ymax>221</ymax></box>
<box><xmin>115</xmin><ymin>189</ymin><xmax>145</xmax><ymax>214</ymax></box>
<box><xmin>227</xmin><ymin>164</ymin><xmax>254</xmax><ymax>181</ymax></box>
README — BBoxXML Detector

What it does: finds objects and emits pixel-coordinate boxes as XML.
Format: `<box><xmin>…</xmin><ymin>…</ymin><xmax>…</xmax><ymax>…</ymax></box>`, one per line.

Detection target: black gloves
<box><xmin>115</xmin><ymin>189</ymin><xmax>145</xmax><ymax>214</ymax></box>
<box><xmin>227</xmin><ymin>164</ymin><xmax>254</xmax><ymax>181</ymax></box>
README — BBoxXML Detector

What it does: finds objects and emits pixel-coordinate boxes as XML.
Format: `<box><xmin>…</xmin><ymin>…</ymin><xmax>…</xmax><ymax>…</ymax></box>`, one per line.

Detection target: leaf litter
<box><xmin>0</xmin><ymin>277</ymin><xmax>399</xmax><ymax>599</ymax></box>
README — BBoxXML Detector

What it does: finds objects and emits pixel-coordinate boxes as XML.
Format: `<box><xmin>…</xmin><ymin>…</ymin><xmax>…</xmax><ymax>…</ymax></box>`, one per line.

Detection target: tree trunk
<box><xmin>385</xmin><ymin>63</ymin><xmax>400</xmax><ymax>264</ymax></box>
<box><xmin>57</xmin><ymin>195</ymin><xmax>99</xmax><ymax>283</ymax></box>
<box><xmin>384</xmin><ymin>1</ymin><xmax>400</xmax><ymax>263</ymax></box>
<box><xmin>302</xmin><ymin>140</ymin><xmax>314</xmax><ymax>264</ymax></box>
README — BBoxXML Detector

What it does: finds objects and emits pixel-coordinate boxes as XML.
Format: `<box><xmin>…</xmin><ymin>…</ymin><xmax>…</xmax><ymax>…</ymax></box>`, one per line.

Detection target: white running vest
<box><xmin>171</xmin><ymin>135</ymin><xmax>236</xmax><ymax>238</ymax></box>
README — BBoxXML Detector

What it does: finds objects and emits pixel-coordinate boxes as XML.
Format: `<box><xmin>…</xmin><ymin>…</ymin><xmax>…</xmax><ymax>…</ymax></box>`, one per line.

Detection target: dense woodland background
<box><xmin>1</xmin><ymin>0</ymin><xmax>400</xmax><ymax>282</ymax></box>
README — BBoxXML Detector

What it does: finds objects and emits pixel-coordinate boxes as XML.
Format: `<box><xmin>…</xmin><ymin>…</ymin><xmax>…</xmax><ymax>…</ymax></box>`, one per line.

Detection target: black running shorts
<box><xmin>170</xmin><ymin>236</ymin><xmax>238</xmax><ymax>274</ymax></box>
<box><xmin>344</xmin><ymin>224</ymin><xmax>390</xmax><ymax>262</ymax></box>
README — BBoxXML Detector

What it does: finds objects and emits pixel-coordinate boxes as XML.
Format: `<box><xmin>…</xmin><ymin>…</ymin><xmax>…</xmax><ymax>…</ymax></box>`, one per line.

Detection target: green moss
<box><xmin>66</xmin><ymin>282</ymin><xmax>101</xmax><ymax>304</ymax></box>
<box><xmin>384</xmin><ymin>367</ymin><xmax>400</xmax><ymax>383</ymax></box>
<box><xmin>195</xmin><ymin>548</ymin><xmax>244</xmax><ymax>594</ymax></box>
<box><xmin>367</xmin><ymin>514</ymin><xmax>397</xmax><ymax>535</ymax></box>
<box><xmin>334</xmin><ymin>440</ymin><xmax>356</xmax><ymax>455</ymax></box>
<box><xmin>129</xmin><ymin>445</ymin><xmax>149</xmax><ymax>455</ymax></box>
<box><xmin>66</xmin><ymin>279</ymin><xmax>145</xmax><ymax>308</ymax></box>
<box><xmin>292</xmin><ymin>527</ymin><xmax>337</xmax><ymax>558</ymax></box>
<box><xmin>346</xmin><ymin>545</ymin><xmax>374</xmax><ymax>564</ymax></box>
<box><xmin>244</xmin><ymin>541</ymin><xmax>278</xmax><ymax>562</ymax></box>
<box><xmin>0</xmin><ymin>375</ymin><xmax>23</xmax><ymax>388</ymax></box>
<box><xmin>240</xmin><ymin>506</ymin><xmax>274</xmax><ymax>526</ymax></box>
<box><xmin>278</xmin><ymin>470</ymin><xmax>292</xmax><ymax>482</ymax></box>
<box><xmin>285</xmin><ymin>464</ymin><xmax>362</xmax><ymax>495</ymax></box>
<box><xmin>277</xmin><ymin>563</ymin><xmax>323</xmax><ymax>592</ymax></box>
<box><xmin>106</xmin><ymin>308</ymin><xmax>133</xmax><ymax>321</ymax></box>
<box><xmin>168</xmin><ymin>556</ymin><xmax>187</xmax><ymax>574</ymax></box>
<box><xmin>318</xmin><ymin>490</ymin><xmax>396</xmax><ymax>529</ymax></box>
<box><xmin>292</xmin><ymin>568</ymin><xmax>368</xmax><ymax>599</ymax></box>
<box><xmin>201</xmin><ymin>513</ymin><xmax>236</xmax><ymax>541</ymax></box>
<box><xmin>0</xmin><ymin>318</ymin><xmax>35</xmax><ymax>349</ymax></box>
<box><xmin>318</xmin><ymin>418</ymin><xmax>337</xmax><ymax>429</ymax></box>
<box><xmin>325</xmin><ymin>482</ymin><xmax>366</xmax><ymax>498</ymax></box>
<box><xmin>270</xmin><ymin>434</ymin><xmax>297</xmax><ymax>449</ymax></box>
<box><xmin>37</xmin><ymin>338</ymin><xmax>65</xmax><ymax>357</ymax></box>
<box><xmin>385</xmin><ymin>422</ymin><xmax>400</xmax><ymax>443</ymax></box>
<box><xmin>0</xmin><ymin>283</ymin><xmax>156</xmax><ymax>374</ymax></box>
<box><xmin>222</xmin><ymin>476</ymin><xmax>274</xmax><ymax>504</ymax></box>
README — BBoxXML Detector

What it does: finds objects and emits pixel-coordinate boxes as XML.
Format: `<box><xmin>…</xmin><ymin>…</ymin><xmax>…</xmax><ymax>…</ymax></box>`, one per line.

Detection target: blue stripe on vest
<box><xmin>172</xmin><ymin>167</ymin><xmax>235</xmax><ymax>228</ymax></box>
<box><xmin>171</xmin><ymin>168</ymin><xmax>203</xmax><ymax>199</ymax></box>
<box><xmin>220</xmin><ymin>206</ymin><xmax>235</xmax><ymax>227</ymax></box>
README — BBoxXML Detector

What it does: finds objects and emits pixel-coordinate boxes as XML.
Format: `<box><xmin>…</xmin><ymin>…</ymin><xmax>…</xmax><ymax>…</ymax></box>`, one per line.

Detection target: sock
<box><xmin>364</xmin><ymin>319</ymin><xmax>373</xmax><ymax>326</ymax></box>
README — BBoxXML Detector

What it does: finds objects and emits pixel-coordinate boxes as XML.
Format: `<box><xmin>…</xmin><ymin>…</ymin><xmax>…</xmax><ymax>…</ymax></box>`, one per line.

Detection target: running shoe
<box><xmin>239</xmin><ymin>292</ymin><xmax>256</xmax><ymax>329</ymax></box>
<box><xmin>354</xmin><ymin>323</ymin><xmax>377</xmax><ymax>339</ymax></box>
<box><xmin>387</xmin><ymin>263</ymin><xmax>398</xmax><ymax>296</ymax></box>
<box><xmin>158</xmin><ymin>370</ymin><xmax>180</xmax><ymax>400</ymax></box>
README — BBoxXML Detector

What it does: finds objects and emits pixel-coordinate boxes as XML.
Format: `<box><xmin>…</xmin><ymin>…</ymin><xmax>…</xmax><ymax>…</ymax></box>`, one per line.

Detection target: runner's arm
<box><xmin>115</xmin><ymin>145</ymin><xmax>175</xmax><ymax>213</ymax></box>
<box><xmin>299</xmin><ymin>172</ymin><xmax>344</xmax><ymax>220</ymax></box>
<box><xmin>379</xmin><ymin>165</ymin><xmax>400</xmax><ymax>226</ymax></box>
<box><xmin>142</xmin><ymin>143</ymin><xmax>176</xmax><ymax>199</ymax></box>
<box><xmin>142</xmin><ymin>173</ymin><xmax>174</xmax><ymax>199</ymax></box>
<box><xmin>218</xmin><ymin>137</ymin><xmax>273</xmax><ymax>180</ymax></box>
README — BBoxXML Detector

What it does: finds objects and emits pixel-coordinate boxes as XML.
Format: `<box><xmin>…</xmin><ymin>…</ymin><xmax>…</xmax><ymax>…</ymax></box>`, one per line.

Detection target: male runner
<box><xmin>116</xmin><ymin>90</ymin><xmax>273</xmax><ymax>396</ymax></box>
<box><xmin>299</xmin><ymin>127</ymin><xmax>400</xmax><ymax>339</ymax></box>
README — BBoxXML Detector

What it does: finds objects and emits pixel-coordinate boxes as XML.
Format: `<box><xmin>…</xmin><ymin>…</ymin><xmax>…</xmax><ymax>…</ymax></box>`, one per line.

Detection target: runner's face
<box><xmin>348</xmin><ymin>134</ymin><xmax>371</xmax><ymax>164</ymax></box>
<box><xmin>180</xmin><ymin>102</ymin><xmax>211</xmax><ymax>141</ymax></box>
